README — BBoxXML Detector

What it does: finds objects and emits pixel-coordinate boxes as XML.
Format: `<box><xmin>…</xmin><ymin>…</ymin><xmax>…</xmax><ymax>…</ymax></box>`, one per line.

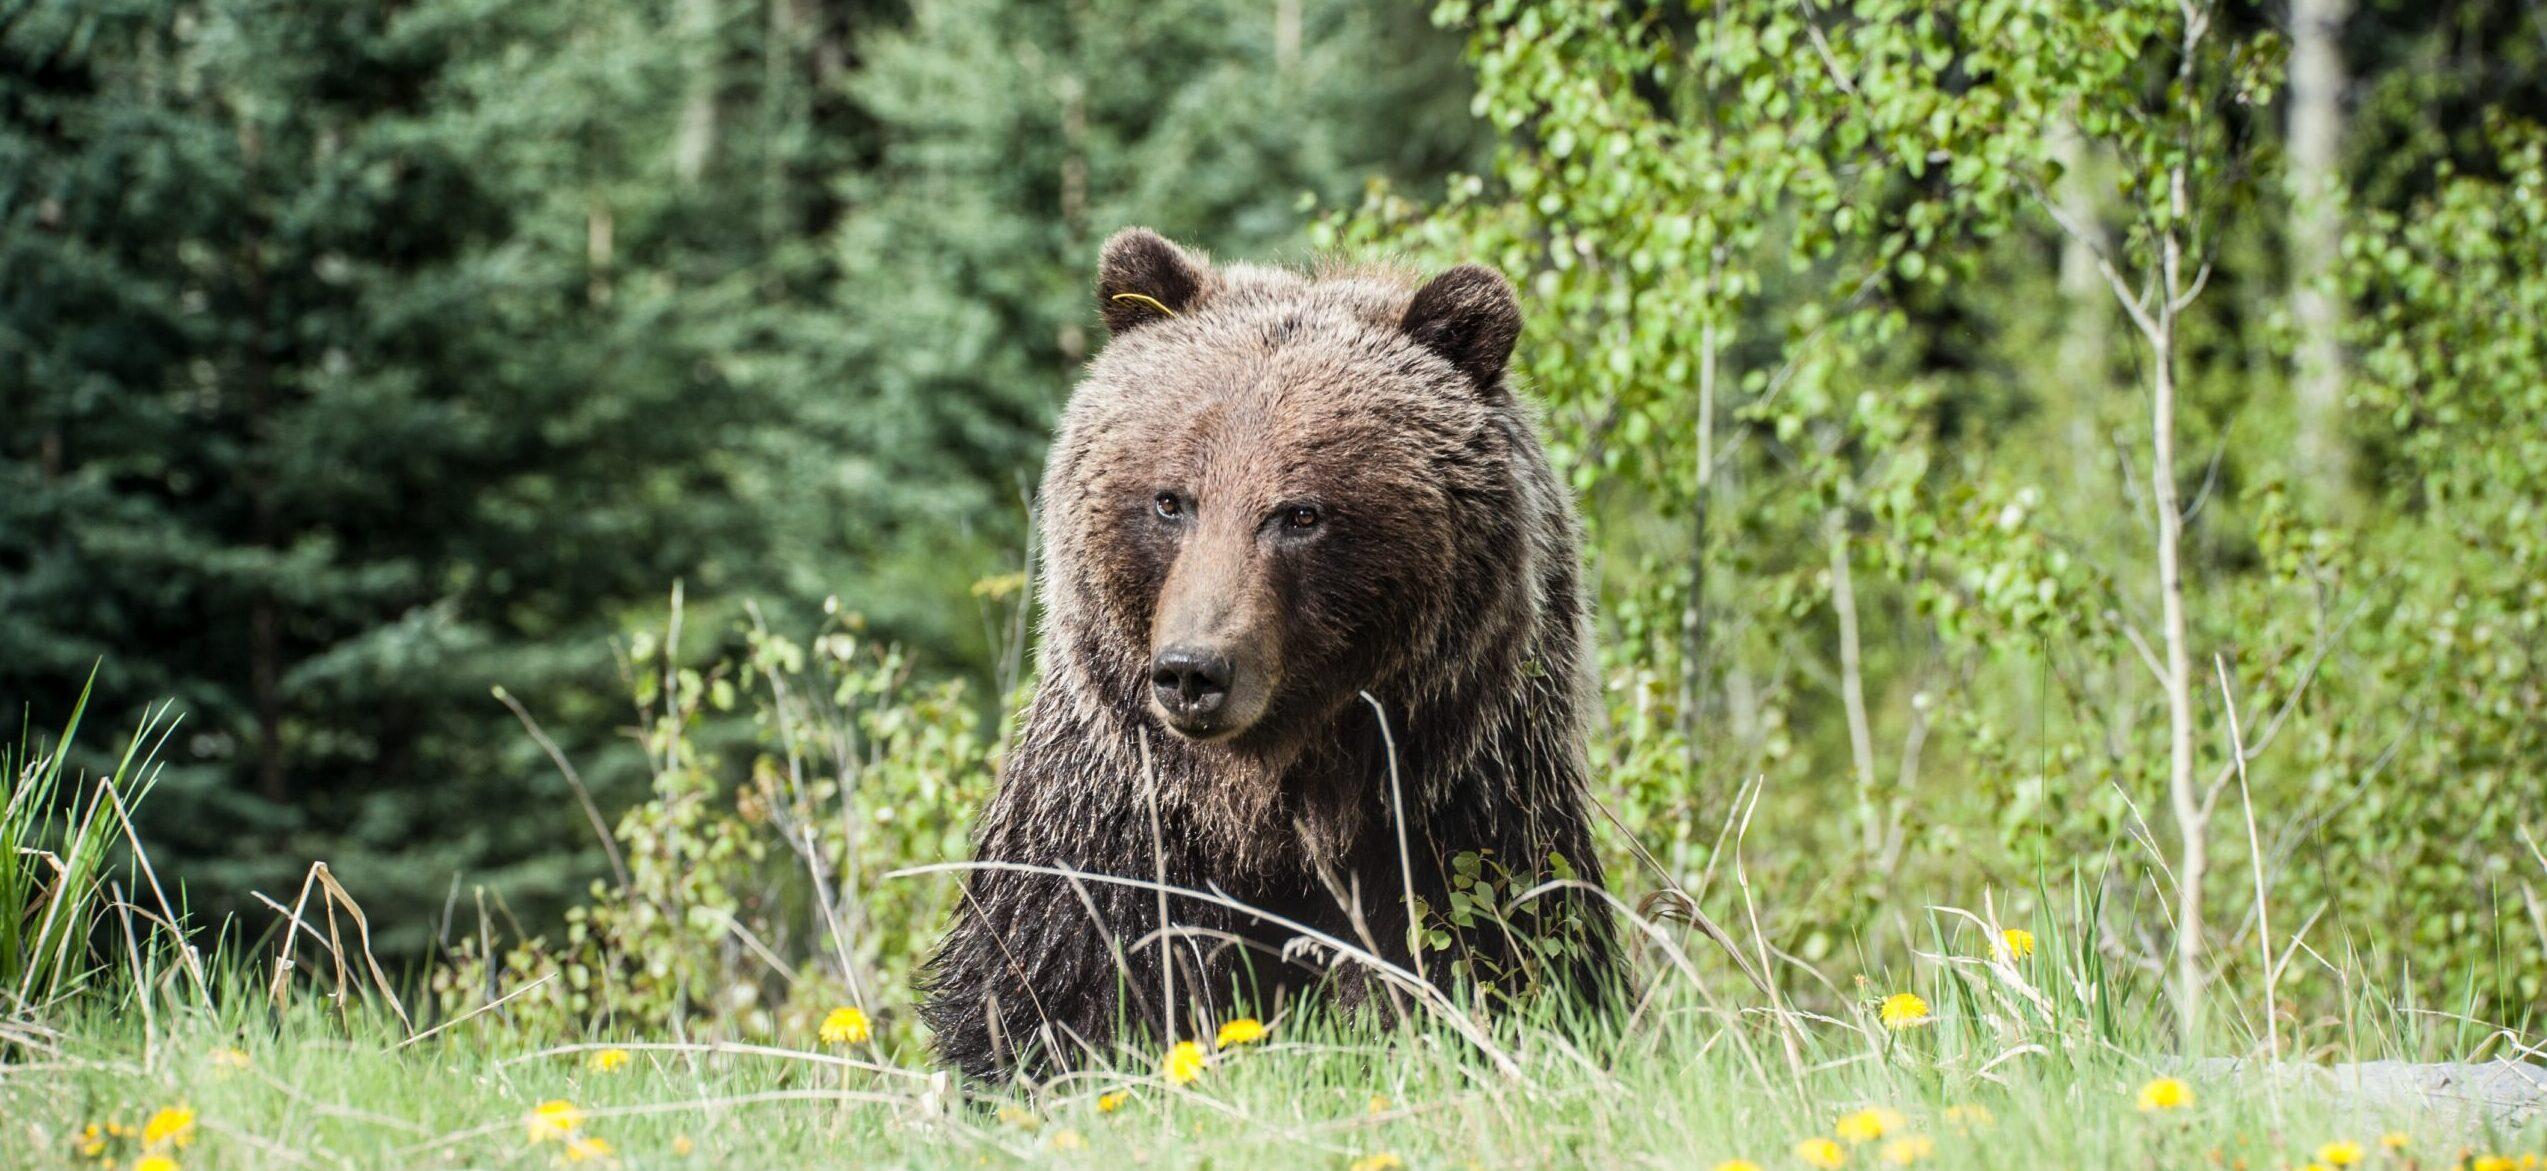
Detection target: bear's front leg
<box><xmin>916</xmin><ymin>863</ymin><xmax>1180</xmax><ymax>1082</ymax></box>
<box><xmin>919</xmin><ymin>848</ymin><xmax>1339</xmax><ymax>1081</ymax></box>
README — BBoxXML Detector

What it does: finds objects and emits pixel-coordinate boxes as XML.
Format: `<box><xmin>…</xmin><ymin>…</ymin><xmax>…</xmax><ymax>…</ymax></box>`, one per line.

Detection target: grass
<box><xmin>8</xmin><ymin>980</ymin><xmax>2541</xmax><ymax>1170</ymax></box>
<box><xmin>3</xmin><ymin>673</ymin><xmax>184</xmax><ymax>1010</ymax></box>
<box><xmin>6</xmin><ymin>874</ymin><xmax>2544</xmax><ymax>1170</ymax></box>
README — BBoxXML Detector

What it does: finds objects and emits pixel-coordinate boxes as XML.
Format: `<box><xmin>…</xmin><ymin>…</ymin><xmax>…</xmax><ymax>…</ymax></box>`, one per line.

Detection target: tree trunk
<box><xmin>2055</xmin><ymin>114</ymin><xmax>2108</xmax><ymax>492</ymax></box>
<box><xmin>240</xmin><ymin>117</ymin><xmax>287</xmax><ymax>807</ymax></box>
<box><xmin>2288</xmin><ymin>0</ymin><xmax>2350</xmax><ymax>497</ymax></box>
<box><xmin>2156</xmin><ymin>309</ymin><xmax>2204</xmax><ymax>1047</ymax></box>
<box><xmin>1679</xmin><ymin>308</ymin><xmax>1719</xmax><ymax>773</ymax></box>
<box><xmin>251</xmin><ymin>600</ymin><xmax>285</xmax><ymax>804</ymax></box>
<box><xmin>674</xmin><ymin>0</ymin><xmax>720</xmax><ymax>186</ymax></box>
<box><xmin>2155</xmin><ymin>172</ymin><xmax>2204</xmax><ymax>1050</ymax></box>
<box><xmin>586</xmin><ymin>199</ymin><xmax>614</xmax><ymax>305</ymax></box>
<box><xmin>1826</xmin><ymin>506</ymin><xmax>1880</xmax><ymax>857</ymax></box>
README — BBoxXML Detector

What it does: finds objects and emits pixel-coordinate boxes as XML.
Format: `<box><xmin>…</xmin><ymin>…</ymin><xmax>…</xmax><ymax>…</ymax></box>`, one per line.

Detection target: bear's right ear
<box><xmin>1098</xmin><ymin>228</ymin><xmax>1213</xmax><ymax>336</ymax></box>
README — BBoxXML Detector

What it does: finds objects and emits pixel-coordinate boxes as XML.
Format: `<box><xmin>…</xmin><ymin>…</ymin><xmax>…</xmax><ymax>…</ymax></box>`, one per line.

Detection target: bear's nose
<box><xmin>1149</xmin><ymin>646</ymin><xmax>1233</xmax><ymax>720</ymax></box>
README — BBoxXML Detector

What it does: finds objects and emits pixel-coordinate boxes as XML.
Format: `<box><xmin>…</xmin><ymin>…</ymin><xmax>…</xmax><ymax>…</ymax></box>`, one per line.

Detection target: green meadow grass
<box><xmin>3</xmin><ymin>677</ymin><xmax>178</xmax><ymax>1009</ymax></box>
<box><xmin>7</xmin><ymin>946</ymin><xmax>2544</xmax><ymax>1171</ymax></box>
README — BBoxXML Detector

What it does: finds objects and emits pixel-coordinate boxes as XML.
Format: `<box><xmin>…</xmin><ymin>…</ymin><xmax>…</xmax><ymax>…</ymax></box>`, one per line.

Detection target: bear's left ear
<box><xmin>1401</xmin><ymin>263</ymin><xmax>1523</xmax><ymax>394</ymax></box>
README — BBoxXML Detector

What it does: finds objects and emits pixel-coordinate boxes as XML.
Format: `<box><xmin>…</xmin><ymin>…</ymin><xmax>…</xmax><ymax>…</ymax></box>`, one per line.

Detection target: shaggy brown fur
<box><xmin>917</xmin><ymin>228</ymin><xmax>1620</xmax><ymax>1081</ymax></box>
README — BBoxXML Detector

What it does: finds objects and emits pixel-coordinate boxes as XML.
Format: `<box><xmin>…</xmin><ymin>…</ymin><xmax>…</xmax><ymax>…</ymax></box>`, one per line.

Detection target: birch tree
<box><xmin>2289</xmin><ymin>0</ymin><xmax>2351</xmax><ymax>497</ymax></box>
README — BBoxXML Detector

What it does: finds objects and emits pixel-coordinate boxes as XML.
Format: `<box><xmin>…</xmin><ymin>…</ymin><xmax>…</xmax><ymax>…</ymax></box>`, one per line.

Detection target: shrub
<box><xmin>431</xmin><ymin>604</ymin><xmax>994</xmax><ymax>1047</ymax></box>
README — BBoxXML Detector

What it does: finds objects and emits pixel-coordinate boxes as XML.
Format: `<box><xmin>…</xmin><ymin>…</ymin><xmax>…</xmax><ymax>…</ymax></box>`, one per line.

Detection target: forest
<box><xmin>5</xmin><ymin>0</ymin><xmax>2547</xmax><ymax>1168</ymax></box>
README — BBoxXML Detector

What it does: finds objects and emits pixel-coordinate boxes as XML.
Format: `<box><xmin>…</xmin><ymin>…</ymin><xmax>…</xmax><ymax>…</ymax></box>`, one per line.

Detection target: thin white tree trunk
<box><xmin>586</xmin><ymin>199</ymin><xmax>614</xmax><ymax>305</ymax></box>
<box><xmin>2288</xmin><ymin>0</ymin><xmax>2350</xmax><ymax>496</ymax></box>
<box><xmin>2155</xmin><ymin>167</ymin><xmax>2205</xmax><ymax>1048</ymax></box>
<box><xmin>2037</xmin><ymin>12</ymin><xmax>2215</xmax><ymax>1049</ymax></box>
<box><xmin>2055</xmin><ymin>115</ymin><xmax>2108</xmax><ymax>491</ymax></box>
<box><xmin>673</xmin><ymin>0</ymin><xmax>719</xmax><ymax>186</ymax></box>
<box><xmin>1680</xmin><ymin>301</ymin><xmax>1719</xmax><ymax>767</ymax></box>
<box><xmin>1826</xmin><ymin>507</ymin><xmax>1880</xmax><ymax>857</ymax></box>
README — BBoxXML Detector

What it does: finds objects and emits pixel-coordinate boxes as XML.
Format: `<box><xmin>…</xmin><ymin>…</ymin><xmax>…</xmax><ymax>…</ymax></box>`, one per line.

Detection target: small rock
<box><xmin>2187</xmin><ymin>1058</ymin><xmax>2547</xmax><ymax>1127</ymax></box>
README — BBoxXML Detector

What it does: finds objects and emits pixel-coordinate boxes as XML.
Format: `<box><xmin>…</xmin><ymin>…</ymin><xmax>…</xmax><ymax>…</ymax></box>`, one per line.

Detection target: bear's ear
<box><xmin>1098</xmin><ymin>228</ymin><xmax>1213</xmax><ymax>336</ymax></box>
<box><xmin>1400</xmin><ymin>263</ymin><xmax>1522</xmax><ymax>394</ymax></box>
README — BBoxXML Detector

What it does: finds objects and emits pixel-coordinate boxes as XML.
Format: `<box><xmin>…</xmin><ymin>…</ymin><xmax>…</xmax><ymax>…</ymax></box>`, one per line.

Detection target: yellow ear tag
<box><xmin>1109</xmin><ymin>292</ymin><xmax>1179</xmax><ymax>319</ymax></box>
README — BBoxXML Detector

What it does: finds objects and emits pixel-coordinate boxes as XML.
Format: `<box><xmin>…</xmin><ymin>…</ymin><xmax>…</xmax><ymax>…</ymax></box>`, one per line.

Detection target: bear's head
<box><xmin>1042</xmin><ymin>228</ymin><xmax>1537</xmax><ymax>760</ymax></box>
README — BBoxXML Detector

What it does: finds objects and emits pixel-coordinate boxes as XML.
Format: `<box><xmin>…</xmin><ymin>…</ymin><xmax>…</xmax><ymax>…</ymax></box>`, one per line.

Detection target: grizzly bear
<box><xmin>918</xmin><ymin>228</ymin><xmax>1620</xmax><ymax>1081</ymax></box>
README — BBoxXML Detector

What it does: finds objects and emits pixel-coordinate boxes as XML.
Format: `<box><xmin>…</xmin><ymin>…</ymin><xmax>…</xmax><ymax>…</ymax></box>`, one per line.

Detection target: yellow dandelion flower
<box><xmin>1793</xmin><ymin>1137</ymin><xmax>1848</xmax><ymax>1168</ymax></box>
<box><xmin>134</xmin><ymin>1157</ymin><xmax>180</xmax><ymax>1171</ymax></box>
<box><xmin>2001</xmin><ymin>928</ymin><xmax>2036</xmax><ymax>960</ymax></box>
<box><xmin>1096</xmin><ymin>1090</ymin><xmax>1130</xmax><ymax>1113</ymax></box>
<box><xmin>1878</xmin><ymin>993</ymin><xmax>1930</xmax><ymax>1030</ymax></box>
<box><xmin>1162</xmin><ymin>1040</ymin><xmax>1206</xmax><ymax>1086</ymax></box>
<box><xmin>1049</xmin><ymin>1129</ymin><xmax>1087</xmax><ymax>1151</ymax></box>
<box><xmin>208</xmin><ymin>1048</ymin><xmax>250</xmax><ymax>1070</ymax></box>
<box><xmin>2317</xmin><ymin>1141</ymin><xmax>2364</xmax><ymax>1167</ymax></box>
<box><xmin>142</xmin><ymin>1107</ymin><xmax>196</xmax><ymax>1150</ymax></box>
<box><xmin>970</xmin><ymin>572</ymin><xmax>1029</xmax><ymax>601</ymax></box>
<box><xmin>1213</xmin><ymin>1017</ymin><xmax>1268</xmax><ymax>1048</ymax></box>
<box><xmin>2135</xmin><ymin>1076</ymin><xmax>2193</xmax><ymax>1112</ymax></box>
<box><xmin>2470</xmin><ymin>1157</ymin><xmax>2516</xmax><ymax>1171</ymax></box>
<box><xmin>1836</xmin><ymin>1107</ymin><xmax>1907</xmax><ymax>1144</ymax></box>
<box><xmin>997</xmin><ymin>1105</ymin><xmax>1042</xmax><ymax>1130</ymax></box>
<box><xmin>561</xmin><ymin>1134</ymin><xmax>615</xmax><ymax>1164</ymax></box>
<box><xmin>1348</xmin><ymin>1156</ymin><xmax>1404</xmax><ymax>1171</ymax></box>
<box><xmin>526</xmin><ymin>1099</ymin><xmax>584</xmax><ymax>1143</ymax></box>
<box><xmin>2378</xmin><ymin>1133</ymin><xmax>2408</xmax><ymax>1152</ymax></box>
<box><xmin>1943</xmin><ymin>1104</ymin><xmax>1993</xmax><ymax>1130</ymax></box>
<box><xmin>672</xmin><ymin>1135</ymin><xmax>695</xmax><ymax>1156</ymax></box>
<box><xmin>75</xmin><ymin>1122</ymin><xmax>109</xmax><ymax>1157</ymax></box>
<box><xmin>1880</xmin><ymin>1135</ymin><xmax>1935</xmax><ymax>1166</ymax></box>
<box><xmin>818</xmin><ymin>1006</ymin><xmax>871</xmax><ymax>1045</ymax></box>
<box><xmin>1367</xmin><ymin>1094</ymin><xmax>1391</xmax><ymax>1114</ymax></box>
<box><xmin>585</xmin><ymin>1048</ymin><xmax>632</xmax><ymax>1073</ymax></box>
<box><xmin>1714</xmin><ymin>1160</ymin><xmax>1766</xmax><ymax>1171</ymax></box>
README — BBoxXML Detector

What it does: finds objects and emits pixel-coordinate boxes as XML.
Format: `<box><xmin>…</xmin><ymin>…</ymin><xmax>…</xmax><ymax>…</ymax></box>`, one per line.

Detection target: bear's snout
<box><xmin>1149</xmin><ymin>645</ymin><xmax>1233</xmax><ymax>727</ymax></box>
<box><xmin>1145</xmin><ymin>634</ymin><xmax>1273</xmax><ymax>740</ymax></box>
<box><xmin>1146</xmin><ymin>510</ymin><xmax>1283</xmax><ymax>740</ymax></box>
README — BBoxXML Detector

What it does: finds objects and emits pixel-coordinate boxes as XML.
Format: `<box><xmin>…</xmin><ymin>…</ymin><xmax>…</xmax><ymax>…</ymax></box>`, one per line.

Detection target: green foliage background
<box><xmin>0</xmin><ymin>0</ymin><xmax>1480</xmax><ymax>952</ymax></box>
<box><xmin>6</xmin><ymin>0</ymin><xmax>2546</xmax><ymax>1043</ymax></box>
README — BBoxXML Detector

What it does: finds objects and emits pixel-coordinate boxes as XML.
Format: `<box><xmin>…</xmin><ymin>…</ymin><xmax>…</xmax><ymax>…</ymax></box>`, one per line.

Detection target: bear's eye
<box><xmin>1154</xmin><ymin>493</ymin><xmax>1183</xmax><ymax>520</ymax></box>
<box><xmin>1284</xmin><ymin>505</ymin><xmax>1321</xmax><ymax>531</ymax></box>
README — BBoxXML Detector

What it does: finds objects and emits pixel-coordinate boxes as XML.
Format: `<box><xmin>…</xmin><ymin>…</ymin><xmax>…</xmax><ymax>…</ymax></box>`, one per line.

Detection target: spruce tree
<box><xmin>1</xmin><ymin>0</ymin><xmax>807</xmax><ymax>946</ymax></box>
